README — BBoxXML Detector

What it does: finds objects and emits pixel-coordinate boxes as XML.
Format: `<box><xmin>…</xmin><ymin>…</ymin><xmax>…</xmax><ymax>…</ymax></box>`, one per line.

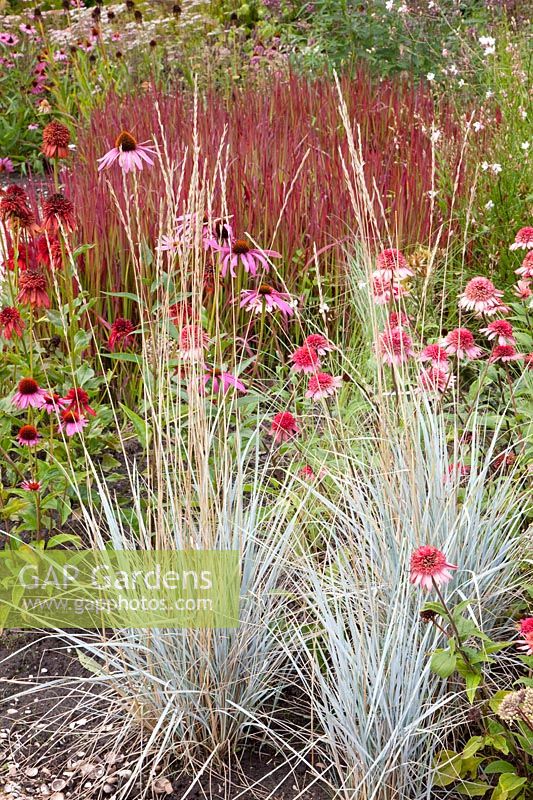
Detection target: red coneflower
<box><xmin>17</xmin><ymin>424</ymin><xmax>41</xmax><ymax>447</ymax></box>
<box><xmin>36</xmin><ymin>234</ymin><xmax>63</xmax><ymax>270</ymax></box>
<box><xmin>518</xmin><ymin>618</ymin><xmax>533</xmax><ymax>655</ymax></box>
<box><xmin>41</xmin><ymin>393</ymin><xmax>68</xmax><ymax>414</ymax></box>
<box><xmin>442</xmin><ymin>328</ymin><xmax>482</xmax><ymax>360</ymax></box>
<box><xmin>373</xmin><ymin>248</ymin><xmax>413</xmax><ymax>281</ymax></box>
<box><xmin>378</xmin><ymin>328</ymin><xmax>415</xmax><ymax>366</ymax></box>
<box><xmin>17</xmin><ymin>269</ymin><xmax>50</xmax><ymax>308</ymax></box>
<box><xmin>418</xmin><ymin>366</ymin><xmax>453</xmax><ymax>394</ymax></box>
<box><xmin>63</xmin><ymin>387</ymin><xmax>96</xmax><ymax>416</ymax></box>
<box><xmin>0</xmin><ymin>185</ymin><xmax>37</xmax><ymax>233</ymax></box>
<box><xmin>3</xmin><ymin>241</ymin><xmax>34</xmax><ymax>271</ymax></box>
<box><xmin>290</xmin><ymin>344</ymin><xmax>321</xmax><ymax>373</ymax></box>
<box><xmin>58</xmin><ymin>408</ymin><xmax>88</xmax><ymax>436</ymax></box>
<box><xmin>304</xmin><ymin>333</ymin><xmax>334</xmax><ymax>355</ymax></box>
<box><xmin>419</xmin><ymin>343</ymin><xmax>449</xmax><ymax>369</ymax></box>
<box><xmin>387</xmin><ymin>311</ymin><xmax>411</xmax><ymax>330</ymax></box>
<box><xmin>269</xmin><ymin>411</ymin><xmax>299</xmax><ymax>444</ymax></box>
<box><xmin>108</xmin><ymin>317</ymin><xmax>135</xmax><ymax>351</ymax></box>
<box><xmin>179</xmin><ymin>324</ymin><xmax>209</xmax><ymax>361</ymax></box>
<box><xmin>489</xmin><ymin>344</ymin><xmax>523</xmax><ymax>363</ymax></box>
<box><xmin>491</xmin><ymin>450</ymin><xmax>516</xmax><ymax>472</ymax></box>
<box><xmin>41</xmin><ymin>193</ymin><xmax>76</xmax><ymax>233</ymax></box>
<box><xmin>21</xmin><ymin>480</ymin><xmax>42</xmax><ymax>492</ymax></box>
<box><xmin>0</xmin><ymin>306</ymin><xmax>25</xmax><ymax>339</ymax></box>
<box><xmin>371</xmin><ymin>274</ymin><xmax>408</xmax><ymax>305</ymax></box>
<box><xmin>409</xmin><ymin>545</ymin><xmax>457</xmax><ymax>590</ymax></box>
<box><xmin>41</xmin><ymin>120</ymin><xmax>71</xmax><ymax>159</ymax></box>
<box><xmin>12</xmin><ymin>378</ymin><xmax>47</xmax><ymax>410</ymax></box>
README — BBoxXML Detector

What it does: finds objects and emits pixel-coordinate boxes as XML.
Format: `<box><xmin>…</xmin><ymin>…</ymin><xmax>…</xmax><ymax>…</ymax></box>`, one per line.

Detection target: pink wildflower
<box><xmin>179</xmin><ymin>325</ymin><xmax>209</xmax><ymax>361</ymax></box>
<box><xmin>442</xmin><ymin>328</ymin><xmax>482</xmax><ymax>360</ymax></box>
<box><xmin>489</xmin><ymin>345</ymin><xmax>523</xmax><ymax>363</ymax></box>
<box><xmin>516</xmin><ymin>251</ymin><xmax>533</xmax><ymax>279</ymax></box>
<box><xmin>458</xmin><ymin>277</ymin><xmax>504</xmax><ymax>316</ymax></box>
<box><xmin>371</xmin><ymin>274</ymin><xmax>408</xmax><ymax>305</ymax></box>
<box><xmin>373</xmin><ymin>248</ymin><xmax>413</xmax><ymax>281</ymax></box>
<box><xmin>269</xmin><ymin>411</ymin><xmax>299</xmax><ymax>444</ymax></box>
<box><xmin>202</xmin><ymin>367</ymin><xmax>246</xmax><ymax>394</ymax></box>
<box><xmin>305</xmin><ymin>372</ymin><xmax>342</xmax><ymax>400</ymax></box>
<box><xmin>419</xmin><ymin>343</ymin><xmax>449</xmax><ymax>369</ymax></box>
<box><xmin>304</xmin><ymin>333</ymin><xmax>334</xmax><ymax>354</ymax></box>
<box><xmin>378</xmin><ymin>328</ymin><xmax>415</xmax><ymax>366</ymax></box>
<box><xmin>59</xmin><ymin>408</ymin><xmax>88</xmax><ymax>436</ymax></box>
<box><xmin>97</xmin><ymin>131</ymin><xmax>156</xmax><ymax>173</ymax></box>
<box><xmin>239</xmin><ymin>285</ymin><xmax>295</xmax><ymax>318</ymax></box>
<box><xmin>210</xmin><ymin>237</ymin><xmax>281</xmax><ymax>279</ymax></box>
<box><xmin>290</xmin><ymin>345</ymin><xmax>321</xmax><ymax>374</ymax></box>
<box><xmin>410</xmin><ymin>545</ymin><xmax>457</xmax><ymax>590</ymax></box>
<box><xmin>17</xmin><ymin>425</ymin><xmax>40</xmax><ymax>447</ymax></box>
<box><xmin>12</xmin><ymin>378</ymin><xmax>47</xmax><ymax>410</ymax></box>
<box><xmin>509</xmin><ymin>226</ymin><xmax>533</xmax><ymax>250</ymax></box>
<box><xmin>480</xmin><ymin>319</ymin><xmax>515</xmax><ymax>345</ymax></box>
<box><xmin>418</xmin><ymin>366</ymin><xmax>453</xmax><ymax>394</ymax></box>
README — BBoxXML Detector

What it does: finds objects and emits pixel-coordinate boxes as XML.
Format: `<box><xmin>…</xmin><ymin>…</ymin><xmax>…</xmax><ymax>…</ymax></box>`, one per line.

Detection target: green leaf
<box><xmin>119</xmin><ymin>404</ymin><xmax>151</xmax><ymax>449</ymax></box>
<box><xmin>465</xmin><ymin>671</ymin><xmax>483</xmax><ymax>704</ymax></box>
<box><xmin>462</xmin><ymin>737</ymin><xmax>484</xmax><ymax>759</ymax></box>
<box><xmin>484</xmin><ymin>761</ymin><xmax>515</xmax><ymax>775</ymax></box>
<box><xmin>430</xmin><ymin>648</ymin><xmax>457</xmax><ymax>678</ymax></box>
<box><xmin>456</xmin><ymin>780</ymin><xmax>490</xmax><ymax>796</ymax></box>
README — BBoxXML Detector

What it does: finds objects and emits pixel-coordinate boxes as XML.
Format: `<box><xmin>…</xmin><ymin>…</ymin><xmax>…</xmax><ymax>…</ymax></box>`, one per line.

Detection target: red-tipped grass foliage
<box><xmin>66</xmin><ymin>71</ymin><xmax>469</xmax><ymax>314</ymax></box>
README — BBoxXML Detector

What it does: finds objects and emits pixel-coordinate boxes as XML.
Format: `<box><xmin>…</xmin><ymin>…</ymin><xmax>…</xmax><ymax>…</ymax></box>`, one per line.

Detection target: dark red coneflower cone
<box><xmin>0</xmin><ymin>306</ymin><xmax>25</xmax><ymax>339</ymax></box>
<box><xmin>17</xmin><ymin>269</ymin><xmax>50</xmax><ymax>309</ymax></box>
<box><xmin>108</xmin><ymin>318</ymin><xmax>135</xmax><ymax>351</ymax></box>
<box><xmin>42</xmin><ymin>120</ymin><xmax>71</xmax><ymax>159</ymax></box>
<box><xmin>0</xmin><ymin>186</ymin><xmax>38</xmax><ymax>234</ymax></box>
<box><xmin>41</xmin><ymin>193</ymin><xmax>76</xmax><ymax>234</ymax></box>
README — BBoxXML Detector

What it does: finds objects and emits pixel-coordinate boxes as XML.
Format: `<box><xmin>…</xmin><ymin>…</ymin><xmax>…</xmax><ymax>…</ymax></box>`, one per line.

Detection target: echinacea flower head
<box><xmin>64</xmin><ymin>387</ymin><xmax>96</xmax><ymax>416</ymax></box>
<box><xmin>305</xmin><ymin>372</ymin><xmax>343</xmax><ymax>400</ymax></box>
<box><xmin>442</xmin><ymin>328</ymin><xmax>482</xmax><ymax>360</ymax></box>
<box><xmin>41</xmin><ymin>120</ymin><xmax>71</xmax><ymax>159</ymax></box>
<box><xmin>202</xmin><ymin>367</ymin><xmax>246</xmax><ymax>395</ymax></box>
<box><xmin>290</xmin><ymin>344</ymin><xmax>321</xmax><ymax>373</ymax></box>
<box><xmin>179</xmin><ymin>324</ymin><xmax>209</xmax><ymax>361</ymax></box>
<box><xmin>418</xmin><ymin>366</ymin><xmax>453</xmax><ymax>394</ymax></box>
<box><xmin>374</xmin><ymin>248</ymin><xmax>413</xmax><ymax>281</ymax></box>
<box><xmin>0</xmin><ymin>32</ymin><xmax>19</xmax><ymax>46</ymax></box>
<box><xmin>36</xmin><ymin>234</ymin><xmax>63</xmax><ymax>270</ymax></box>
<box><xmin>0</xmin><ymin>306</ymin><xmax>24</xmax><ymax>339</ymax></box>
<box><xmin>489</xmin><ymin>344</ymin><xmax>523</xmax><ymax>363</ymax></box>
<box><xmin>97</xmin><ymin>131</ymin><xmax>156</xmax><ymax>173</ymax></box>
<box><xmin>480</xmin><ymin>319</ymin><xmax>515</xmax><ymax>345</ymax></box>
<box><xmin>516</xmin><ymin>251</ymin><xmax>533</xmax><ymax>279</ymax></box>
<box><xmin>387</xmin><ymin>311</ymin><xmax>411</xmax><ymax>329</ymax></box>
<box><xmin>446</xmin><ymin>463</ymin><xmax>471</xmax><ymax>481</ymax></box>
<box><xmin>41</xmin><ymin>192</ymin><xmax>76</xmax><ymax>233</ymax></box>
<box><xmin>304</xmin><ymin>333</ymin><xmax>334</xmax><ymax>354</ymax></box>
<box><xmin>491</xmin><ymin>450</ymin><xmax>516</xmax><ymax>473</ymax></box>
<box><xmin>509</xmin><ymin>226</ymin><xmax>533</xmax><ymax>250</ymax></box>
<box><xmin>0</xmin><ymin>157</ymin><xmax>14</xmax><ymax>173</ymax></box>
<box><xmin>269</xmin><ymin>411</ymin><xmax>299</xmax><ymax>444</ymax></box>
<box><xmin>458</xmin><ymin>276</ymin><xmax>504</xmax><ymax>315</ymax></box>
<box><xmin>41</xmin><ymin>392</ymin><xmax>68</xmax><ymax>413</ymax></box>
<box><xmin>3</xmin><ymin>240</ymin><xmax>34</xmax><ymax>272</ymax></box>
<box><xmin>524</xmin><ymin>353</ymin><xmax>533</xmax><ymax>370</ymax></box>
<box><xmin>378</xmin><ymin>328</ymin><xmax>415</xmax><ymax>366</ymax></box>
<box><xmin>409</xmin><ymin>545</ymin><xmax>457</xmax><ymax>590</ymax></box>
<box><xmin>239</xmin><ymin>285</ymin><xmax>294</xmax><ymax>318</ymax></box>
<box><xmin>211</xmin><ymin>237</ymin><xmax>281</xmax><ymax>278</ymax></box>
<box><xmin>371</xmin><ymin>274</ymin><xmax>408</xmax><ymax>305</ymax></box>
<box><xmin>0</xmin><ymin>185</ymin><xmax>37</xmax><ymax>233</ymax></box>
<box><xmin>519</xmin><ymin>617</ymin><xmax>533</xmax><ymax>637</ymax></box>
<box><xmin>17</xmin><ymin>269</ymin><xmax>50</xmax><ymax>308</ymax></box>
<box><xmin>514</xmin><ymin>279</ymin><xmax>532</xmax><ymax>300</ymax></box>
<box><xmin>108</xmin><ymin>317</ymin><xmax>135</xmax><ymax>351</ymax></box>
<box><xmin>59</xmin><ymin>408</ymin><xmax>88</xmax><ymax>436</ymax></box>
<box><xmin>21</xmin><ymin>480</ymin><xmax>42</xmax><ymax>491</ymax></box>
<box><xmin>12</xmin><ymin>378</ymin><xmax>47</xmax><ymax>409</ymax></box>
<box><xmin>17</xmin><ymin>424</ymin><xmax>40</xmax><ymax>447</ymax></box>
<box><xmin>419</xmin><ymin>343</ymin><xmax>449</xmax><ymax>369</ymax></box>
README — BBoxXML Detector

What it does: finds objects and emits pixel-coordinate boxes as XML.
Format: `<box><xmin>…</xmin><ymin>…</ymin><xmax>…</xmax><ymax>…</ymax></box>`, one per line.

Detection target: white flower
<box><xmin>427</xmin><ymin>190</ymin><xmax>439</xmax><ymax>199</ymax></box>
<box><xmin>385</xmin><ymin>0</ymin><xmax>394</xmax><ymax>9</ymax></box>
<box><xmin>521</xmin><ymin>141</ymin><xmax>530</xmax><ymax>151</ymax></box>
<box><xmin>491</xmin><ymin>163</ymin><xmax>502</xmax><ymax>174</ymax></box>
<box><xmin>484</xmin><ymin>200</ymin><xmax>494</xmax><ymax>210</ymax></box>
<box><xmin>473</xmin><ymin>121</ymin><xmax>484</xmax><ymax>132</ymax></box>
<box><xmin>319</xmin><ymin>302</ymin><xmax>330</xmax><ymax>315</ymax></box>
<box><xmin>484</xmin><ymin>45</ymin><xmax>495</xmax><ymax>56</ymax></box>
<box><xmin>485</xmin><ymin>89</ymin><xmax>494</xmax><ymax>99</ymax></box>
<box><xmin>449</xmin><ymin>64</ymin><xmax>458</xmax><ymax>75</ymax></box>
<box><xmin>426</xmin><ymin>72</ymin><xmax>435</xmax><ymax>82</ymax></box>
<box><xmin>398</xmin><ymin>3</ymin><xmax>408</xmax><ymax>12</ymax></box>
<box><xmin>481</xmin><ymin>161</ymin><xmax>489</xmax><ymax>171</ymax></box>
<box><xmin>431</xmin><ymin>129</ymin><xmax>442</xmax><ymax>143</ymax></box>
<box><xmin>357</xmin><ymin>281</ymin><xmax>367</xmax><ymax>290</ymax></box>
<box><xmin>479</xmin><ymin>35</ymin><xmax>495</xmax><ymax>47</ymax></box>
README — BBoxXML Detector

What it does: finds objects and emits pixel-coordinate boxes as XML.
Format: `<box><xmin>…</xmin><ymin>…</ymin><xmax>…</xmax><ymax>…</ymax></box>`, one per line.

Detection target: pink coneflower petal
<box><xmin>458</xmin><ymin>276</ymin><xmax>504</xmax><ymax>316</ymax></box>
<box><xmin>305</xmin><ymin>372</ymin><xmax>343</xmax><ymax>400</ymax></box>
<box><xmin>290</xmin><ymin>344</ymin><xmax>321</xmax><ymax>373</ymax></box>
<box><xmin>489</xmin><ymin>345</ymin><xmax>523</xmax><ymax>363</ymax></box>
<box><xmin>269</xmin><ymin>411</ymin><xmax>299</xmax><ymax>444</ymax></box>
<box><xmin>516</xmin><ymin>251</ymin><xmax>533</xmax><ymax>279</ymax></box>
<box><xmin>509</xmin><ymin>226</ymin><xmax>533</xmax><ymax>250</ymax></box>
<box><xmin>304</xmin><ymin>334</ymin><xmax>334</xmax><ymax>354</ymax></box>
<box><xmin>97</xmin><ymin>131</ymin><xmax>156</xmax><ymax>174</ymax></box>
<box><xmin>418</xmin><ymin>366</ymin><xmax>453</xmax><ymax>394</ymax></box>
<box><xmin>442</xmin><ymin>328</ymin><xmax>482</xmax><ymax>360</ymax></box>
<box><xmin>480</xmin><ymin>319</ymin><xmax>515</xmax><ymax>345</ymax></box>
<box><xmin>373</xmin><ymin>248</ymin><xmax>413</xmax><ymax>281</ymax></box>
<box><xmin>378</xmin><ymin>328</ymin><xmax>415</xmax><ymax>366</ymax></box>
<box><xmin>419</xmin><ymin>343</ymin><xmax>449</xmax><ymax>369</ymax></box>
<box><xmin>239</xmin><ymin>285</ymin><xmax>295</xmax><ymax>319</ymax></box>
<box><xmin>12</xmin><ymin>378</ymin><xmax>47</xmax><ymax>409</ymax></box>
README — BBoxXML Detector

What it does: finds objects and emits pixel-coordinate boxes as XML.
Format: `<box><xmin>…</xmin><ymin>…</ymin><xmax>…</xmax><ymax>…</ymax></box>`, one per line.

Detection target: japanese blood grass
<box><xmin>279</xmin><ymin>400</ymin><xmax>530</xmax><ymax>800</ymax></box>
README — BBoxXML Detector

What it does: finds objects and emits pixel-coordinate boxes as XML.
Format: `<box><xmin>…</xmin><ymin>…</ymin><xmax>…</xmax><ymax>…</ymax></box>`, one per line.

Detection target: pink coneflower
<box><xmin>0</xmin><ymin>33</ymin><xmax>19</xmax><ymax>46</ymax></box>
<box><xmin>418</xmin><ymin>366</ymin><xmax>453</xmax><ymax>394</ymax></box>
<box><xmin>290</xmin><ymin>344</ymin><xmax>321</xmax><ymax>374</ymax></box>
<box><xmin>480</xmin><ymin>319</ymin><xmax>515</xmax><ymax>345</ymax></box>
<box><xmin>108</xmin><ymin>317</ymin><xmax>135</xmax><ymax>351</ymax></box>
<box><xmin>12</xmin><ymin>378</ymin><xmax>47</xmax><ymax>409</ymax></box>
<box><xmin>419</xmin><ymin>343</ymin><xmax>449</xmax><ymax>369</ymax></box>
<box><xmin>371</xmin><ymin>274</ymin><xmax>408</xmax><ymax>305</ymax></box>
<box><xmin>179</xmin><ymin>324</ymin><xmax>209</xmax><ymax>360</ymax></box>
<box><xmin>409</xmin><ymin>545</ymin><xmax>457</xmax><ymax>590</ymax></box>
<box><xmin>489</xmin><ymin>344</ymin><xmax>523</xmax><ymax>363</ymax></box>
<box><xmin>442</xmin><ymin>328</ymin><xmax>482</xmax><ymax>360</ymax></box>
<box><xmin>41</xmin><ymin>193</ymin><xmax>76</xmax><ymax>233</ymax></box>
<box><xmin>373</xmin><ymin>248</ymin><xmax>413</xmax><ymax>281</ymax></box>
<box><xmin>97</xmin><ymin>131</ymin><xmax>156</xmax><ymax>173</ymax></box>
<box><xmin>41</xmin><ymin>120</ymin><xmax>70</xmax><ymax>159</ymax></box>
<box><xmin>202</xmin><ymin>367</ymin><xmax>246</xmax><ymax>394</ymax></box>
<box><xmin>269</xmin><ymin>411</ymin><xmax>299</xmax><ymax>444</ymax></box>
<box><xmin>210</xmin><ymin>237</ymin><xmax>281</xmax><ymax>278</ymax></box>
<box><xmin>0</xmin><ymin>306</ymin><xmax>24</xmax><ymax>339</ymax></box>
<box><xmin>17</xmin><ymin>269</ymin><xmax>50</xmax><ymax>308</ymax></box>
<box><xmin>509</xmin><ymin>226</ymin><xmax>533</xmax><ymax>250</ymax></box>
<box><xmin>63</xmin><ymin>387</ymin><xmax>96</xmax><ymax>416</ymax></box>
<box><xmin>19</xmin><ymin>23</ymin><xmax>37</xmax><ymax>36</ymax></box>
<box><xmin>514</xmin><ymin>279</ymin><xmax>532</xmax><ymax>300</ymax></box>
<box><xmin>458</xmin><ymin>276</ymin><xmax>504</xmax><ymax>316</ymax></box>
<box><xmin>516</xmin><ymin>251</ymin><xmax>533</xmax><ymax>279</ymax></box>
<box><xmin>21</xmin><ymin>479</ymin><xmax>42</xmax><ymax>491</ymax></box>
<box><xmin>518</xmin><ymin>618</ymin><xmax>533</xmax><ymax>655</ymax></box>
<box><xmin>41</xmin><ymin>393</ymin><xmax>68</xmax><ymax>413</ymax></box>
<box><xmin>387</xmin><ymin>311</ymin><xmax>411</xmax><ymax>329</ymax></box>
<box><xmin>378</xmin><ymin>328</ymin><xmax>415</xmax><ymax>366</ymax></box>
<box><xmin>0</xmin><ymin>157</ymin><xmax>14</xmax><ymax>173</ymax></box>
<box><xmin>59</xmin><ymin>408</ymin><xmax>88</xmax><ymax>436</ymax></box>
<box><xmin>17</xmin><ymin>425</ymin><xmax>40</xmax><ymax>447</ymax></box>
<box><xmin>305</xmin><ymin>372</ymin><xmax>342</xmax><ymax>400</ymax></box>
<box><xmin>304</xmin><ymin>333</ymin><xmax>334</xmax><ymax>354</ymax></box>
<box><xmin>239</xmin><ymin>285</ymin><xmax>294</xmax><ymax>318</ymax></box>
